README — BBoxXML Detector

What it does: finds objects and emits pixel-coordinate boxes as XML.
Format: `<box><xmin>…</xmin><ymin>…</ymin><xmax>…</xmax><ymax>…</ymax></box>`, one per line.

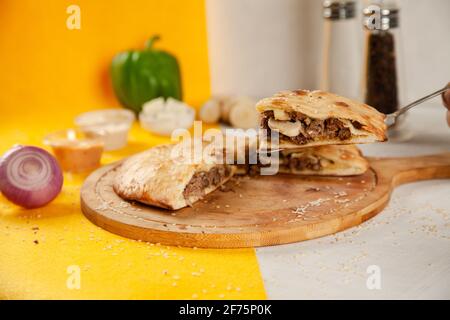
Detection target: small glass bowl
<box><xmin>75</xmin><ymin>109</ymin><xmax>135</xmax><ymax>151</ymax></box>
<box><xmin>44</xmin><ymin>129</ymin><xmax>104</xmax><ymax>173</ymax></box>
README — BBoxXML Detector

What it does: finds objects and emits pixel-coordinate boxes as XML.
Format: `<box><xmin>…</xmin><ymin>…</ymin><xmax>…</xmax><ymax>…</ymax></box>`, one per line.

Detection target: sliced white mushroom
<box><xmin>273</xmin><ymin>109</ymin><xmax>291</xmax><ymax>121</ymax></box>
<box><xmin>268</xmin><ymin>118</ymin><xmax>303</xmax><ymax>137</ymax></box>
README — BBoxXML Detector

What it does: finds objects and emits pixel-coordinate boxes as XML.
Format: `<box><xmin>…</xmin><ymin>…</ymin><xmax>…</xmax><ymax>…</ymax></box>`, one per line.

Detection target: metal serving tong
<box><xmin>385</xmin><ymin>82</ymin><xmax>450</xmax><ymax>127</ymax></box>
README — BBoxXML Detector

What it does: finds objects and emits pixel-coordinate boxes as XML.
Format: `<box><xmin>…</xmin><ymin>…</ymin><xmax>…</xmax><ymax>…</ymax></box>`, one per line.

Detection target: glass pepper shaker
<box><xmin>321</xmin><ymin>0</ymin><xmax>361</xmax><ymax>100</ymax></box>
<box><xmin>362</xmin><ymin>0</ymin><xmax>410</xmax><ymax>140</ymax></box>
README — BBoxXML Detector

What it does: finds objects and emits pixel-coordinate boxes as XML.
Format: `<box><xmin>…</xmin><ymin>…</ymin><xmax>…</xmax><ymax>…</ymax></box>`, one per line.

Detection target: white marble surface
<box><xmin>256</xmin><ymin>104</ymin><xmax>450</xmax><ymax>299</ymax></box>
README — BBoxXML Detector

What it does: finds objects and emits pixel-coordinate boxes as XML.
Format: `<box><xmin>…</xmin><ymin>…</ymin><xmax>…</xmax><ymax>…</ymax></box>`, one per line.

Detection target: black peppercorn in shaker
<box><xmin>362</xmin><ymin>2</ymin><xmax>404</xmax><ymax>114</ymax></box>
<box><xmin>365</xmin><ymin>30</ymin><xmax>398</xmax><ymax>114</ymax></box>
<box><xmin>362</xmin><ymin>1</ymin><xmax>409</xmax><ymax>140</ymax></box>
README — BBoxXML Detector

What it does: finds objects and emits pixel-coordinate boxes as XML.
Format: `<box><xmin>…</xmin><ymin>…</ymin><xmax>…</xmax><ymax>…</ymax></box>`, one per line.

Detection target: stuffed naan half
<box><xmin>257</xmin><ymin>89</ymin><xmax>387</xmax><ymax>149</ymax></box>
<box><xmin>113</xmin><ymin>142</ymin><xmax>236</xmax><ymax>210</ymax></box>
<box><xmin>236</xmin><ymin>145</ymin><xmax>369</xmax><ymax>177</ymax></box>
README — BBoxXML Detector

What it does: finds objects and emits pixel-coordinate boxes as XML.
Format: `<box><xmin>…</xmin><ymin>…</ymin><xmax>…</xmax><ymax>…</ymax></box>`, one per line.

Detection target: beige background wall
<box><xmin>207</xmin><ymin>0</ymin><xmax>450</xmax><ymax>104</ymax></box>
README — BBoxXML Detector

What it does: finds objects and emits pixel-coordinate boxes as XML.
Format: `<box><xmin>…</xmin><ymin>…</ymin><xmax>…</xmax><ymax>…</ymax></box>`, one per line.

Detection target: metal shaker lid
<box><xmin>363</xmin><ymin>4</ymin><xmax>399</xmax><ymax>30</ymax></box>
<box><xmin>323</xmin><ymin>1</ymin><xmax>356</xmax><ymax>20</ymax></box>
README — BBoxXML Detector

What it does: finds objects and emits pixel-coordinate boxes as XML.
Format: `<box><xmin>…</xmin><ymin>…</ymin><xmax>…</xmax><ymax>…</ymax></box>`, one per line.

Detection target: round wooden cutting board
<box><xmin>81</xmin><ymin>153</ymin><xmax>450</xmax><ymax>248</ymax></box>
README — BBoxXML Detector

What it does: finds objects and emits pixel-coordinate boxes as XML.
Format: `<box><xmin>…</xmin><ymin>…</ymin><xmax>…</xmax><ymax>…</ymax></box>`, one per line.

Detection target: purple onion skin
<box><xmin>0</xmin><ymin>145</ymin><xmax>63</xmax><ymax>209</ymax></box>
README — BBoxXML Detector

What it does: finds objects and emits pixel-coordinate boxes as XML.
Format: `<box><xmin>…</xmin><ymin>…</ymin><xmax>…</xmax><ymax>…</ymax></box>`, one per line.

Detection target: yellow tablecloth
<box><xmin>0</xmin><ymin>0</ymin><xmax>266</xmax><ymax>299</ymax></box>
<box><xmin>0</xmin><ymin>120</ymin><xmax>266</xmax><ymax>299</ymax></box>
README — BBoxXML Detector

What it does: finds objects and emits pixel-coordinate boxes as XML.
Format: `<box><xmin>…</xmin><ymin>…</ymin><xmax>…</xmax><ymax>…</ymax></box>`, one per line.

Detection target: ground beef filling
<box><xmin>288</xmin><ymin>156</ymin><xmax>322</xmax><ymax>171</ymax></box>
<box><xmin>241</xmin><ymin>155</ymin><xmax>328</xmax><ymax>175</ymax></box>
<box><xmin>240</xmin><ymin>163</ymin><xmax>269</xmax><ymax>176</ymax></box>
<box><xmin>261</xmin><ymin>111</ymin><xmax>355</xmax><ymax>144</ymax></box>
<box><xmin>183</xmin><ymin>166</ymin><xmax>230</xmax><ymax>200</ymax></box>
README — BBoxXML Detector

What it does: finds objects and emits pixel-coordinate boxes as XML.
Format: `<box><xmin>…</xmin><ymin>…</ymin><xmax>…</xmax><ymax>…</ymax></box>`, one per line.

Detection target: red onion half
<box><xmin>0</xmin><ymin>145</ymin><xmax>63</xmax><ymax>208</ymax></box>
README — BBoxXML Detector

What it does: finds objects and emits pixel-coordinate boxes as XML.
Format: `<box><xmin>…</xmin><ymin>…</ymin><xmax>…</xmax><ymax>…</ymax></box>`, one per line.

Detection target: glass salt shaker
<box><xmin>321</xmin><ymin>0</ymin><xmax>361</xmax><ymax>100</ymax></box>
<box><xmin>362</xmin><ymin>0</ymin><xmax>410</xmax><ymax>141</ymax></box>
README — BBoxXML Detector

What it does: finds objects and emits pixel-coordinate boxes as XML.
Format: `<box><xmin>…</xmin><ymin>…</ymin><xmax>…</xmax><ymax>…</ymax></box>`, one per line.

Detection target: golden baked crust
<box><xmin>113</xmin><ymin>142</ymin><xmax>235</xmax><ymax>210</ymax></box>
<box><xmin>256</xmin><ymin>89</ymin><xmax>387</xmax><ymax>148</ymax></box>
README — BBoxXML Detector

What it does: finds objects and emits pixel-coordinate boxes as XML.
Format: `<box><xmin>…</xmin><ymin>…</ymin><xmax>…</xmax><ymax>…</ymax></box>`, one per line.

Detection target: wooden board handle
<box><xmin>369</xmin><ymin>153</ymin><xmax>450</xmax><ymax>187</ymax></box>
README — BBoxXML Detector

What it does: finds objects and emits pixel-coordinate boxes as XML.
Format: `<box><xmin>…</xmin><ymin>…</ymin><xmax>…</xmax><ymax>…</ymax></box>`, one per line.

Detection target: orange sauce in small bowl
<box><xmin>44</xmin><ymin>129</ymin><xmax>104</xmax><ymax>173</ymax></box>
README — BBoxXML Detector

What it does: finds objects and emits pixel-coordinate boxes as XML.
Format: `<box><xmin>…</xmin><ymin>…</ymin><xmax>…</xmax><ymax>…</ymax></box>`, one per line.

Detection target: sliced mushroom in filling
<box><xmin>260</xmin><ymin>110</ymin><xmax>363</xmax><ymax>145</ymax></box>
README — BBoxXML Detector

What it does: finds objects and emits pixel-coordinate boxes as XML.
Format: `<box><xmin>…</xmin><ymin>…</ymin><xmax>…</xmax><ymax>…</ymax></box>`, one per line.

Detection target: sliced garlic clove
<box><xmin>229</xmin><ymin>97</ymin><xmax>258</xmax><ymax>129</ymax></box>
<box><xmin>199</xmin><ymin>99</ymin><xmax>221</xmax><ymax>124</ymax></box>
<box><xmin>220</xmin><ymin>96</ymin><xmax>237</xmax><ymax>123</ymax></box>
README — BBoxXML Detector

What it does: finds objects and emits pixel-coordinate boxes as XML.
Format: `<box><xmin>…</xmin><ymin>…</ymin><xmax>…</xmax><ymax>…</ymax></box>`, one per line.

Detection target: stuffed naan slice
<box><xmin>237</xmin><ymin>145</ymin><xmax>368</xmax><ymax>177</ymax></box>
<box><xmin>257</xmin><ymin>90</ymin><xmax>387</xmax><ymax>149</ymax></box>
<box><xmin>113</xmin><ymin>142</ymin><xmax>235</xmax><ymax>210</ymax></box>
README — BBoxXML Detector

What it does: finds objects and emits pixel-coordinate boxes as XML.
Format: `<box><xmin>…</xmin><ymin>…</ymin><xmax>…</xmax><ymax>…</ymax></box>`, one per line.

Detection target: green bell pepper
<box><xmin>110</xmin><ymin>35</ymin><xmax>182</xmax><ymax>113</ymax></box>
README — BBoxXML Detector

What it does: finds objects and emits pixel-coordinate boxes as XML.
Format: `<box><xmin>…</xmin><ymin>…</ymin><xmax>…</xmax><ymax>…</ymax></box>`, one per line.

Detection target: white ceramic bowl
<box><xmin>75</xmin><ymin>109</ymin><xmax>135</xmax><ymax>151</ymax></box>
